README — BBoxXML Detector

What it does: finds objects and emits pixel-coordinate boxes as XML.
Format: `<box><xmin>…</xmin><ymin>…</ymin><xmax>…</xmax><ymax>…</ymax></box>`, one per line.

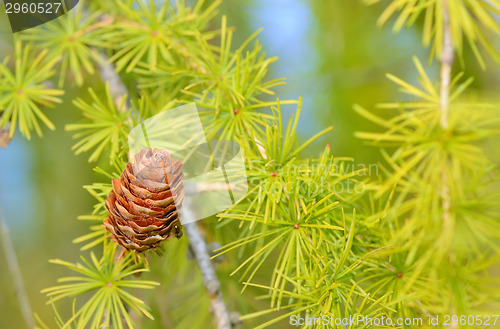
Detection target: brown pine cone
<box><xmin>104</xmin><ymin>148</ymin><xmax>184</xmax><ymax>252</ymax></box>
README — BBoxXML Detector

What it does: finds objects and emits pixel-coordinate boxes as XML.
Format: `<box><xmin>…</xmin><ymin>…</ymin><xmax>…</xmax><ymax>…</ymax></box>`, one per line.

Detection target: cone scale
<box><xmin>104</xmin><ymin>148</ymin><xmax>184</xmax><ymax>252</ymax></box>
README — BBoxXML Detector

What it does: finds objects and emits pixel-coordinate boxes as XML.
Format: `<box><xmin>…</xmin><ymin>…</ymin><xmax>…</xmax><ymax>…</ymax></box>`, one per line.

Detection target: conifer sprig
<box><xmin>355</xmin><ymin>38</ymin><xmax>500</xmax><ymax>325</ymax></box>
<box><xmin>355</xmin><ymin>58</ymin><xmax>500</xmax><ymax>256</ymax></box>
<box><xmin>238</xmin><ymin>213</ymin><xmax>393</xmax><ymax>329</ymax></box>
<box><xmin>65</xmin><ymin>84</ymin><xmax>131</xmax><ymax>163</ymax></box>
<box><xmin>20</xmin><ymin>1</ymin><xmax>109</xmax><ymax>87</ymax></box>
<box><xmin>42</xmin><ymin>243</ymin><xmax>158</xmax><ymax>329</ymax></box>
<box><xmin>15</xmin><ymin>0</ymin><xmax>497</xmax><ymax>328</ymax></box>
<box><xmin>366</xmin><ymin>0</ymin><xmax>500</xmax><ymax>67</ymax></box>
<box><xmin>0</xmin><ymin>42</ymin><xmax>64</xmax><ymax>139</ymax></box>
<box><xmin>102</xmin><ymin>0</ymin><xmax>221</xmax><ymax>73</ymax></box>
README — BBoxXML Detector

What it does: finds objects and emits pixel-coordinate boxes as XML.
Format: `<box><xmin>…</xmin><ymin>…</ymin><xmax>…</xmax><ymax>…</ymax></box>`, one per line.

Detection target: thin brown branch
<box><xmin>183</xmin><ymin>207</ymin><xmax>232</xmax><ymax>329</ymax></box>
<box><xmin>439</xmin><ymin>0</ymin><xmax>454</xmax><ymax>226</ymax></box>
<box><xmin>0</xmin><ymin>208</ymin><xmax>36</xmax><ymax>329</ymax></box>
<box><xmin>95</xmin><ymin>53</ymin><xmax>129</xmax><ymax>110</ymax></box>
<box><xmin>440</xmin><ymin>2</ymin><xmax>456</xmax><ymax>326</ymax></box>
<box><xmin>440</xmin><ymin>0</ymin><xmax>454</xmax><ymax>130</ymax></box>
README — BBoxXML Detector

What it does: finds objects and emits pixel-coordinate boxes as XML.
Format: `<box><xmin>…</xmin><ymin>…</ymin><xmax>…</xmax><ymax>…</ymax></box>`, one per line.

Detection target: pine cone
<box><xmin>104</xmin><ymin>148</ymin><xmax>184</xmax><ymax>252</ymax></box>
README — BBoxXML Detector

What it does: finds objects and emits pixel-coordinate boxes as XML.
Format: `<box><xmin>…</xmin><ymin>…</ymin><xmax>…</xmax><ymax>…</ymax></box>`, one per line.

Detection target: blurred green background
<box><xmin>0</xmin><ymin>0</ymin><xmax>498</xmax><ymax>328</ymax></box>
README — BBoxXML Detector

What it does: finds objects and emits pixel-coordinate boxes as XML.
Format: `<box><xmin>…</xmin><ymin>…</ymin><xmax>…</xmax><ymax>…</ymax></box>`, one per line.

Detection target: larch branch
<box><xmin>440</xmin><ymin>1</ymin><xmax>456</xmax><ymax>326</ymax></box>
<box><xmin>93</xmin><ymin>47</ymin><xmax>234</xmax><ymax>329</ymax></box>
<box><xmin>439</xmin><ymin>0</ymin><xmax>453</xmax><ymax>227</ymax></box>
<box><xmin>183</xmin><ymin>206</ymin><xmax>232</xmax><ymax>329</ymax></box>
<box><xmin>440</xmin><ymin>0</ymin><xmax>454</xmax><ymax>130</ymax></box>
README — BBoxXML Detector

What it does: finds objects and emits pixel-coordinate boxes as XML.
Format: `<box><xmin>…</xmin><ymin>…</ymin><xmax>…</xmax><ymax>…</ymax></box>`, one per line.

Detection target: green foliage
<box><xmin>73</xmin><ymin>180</ymin><xmax>113</xmax><ymax>251</ymax></box>
<box><xmin>179</xmin><ymin>20</ymin><xmax>284</xmax><ymax>111</ymax></box>
<box><xmin>355</xmin><ymin>57</ymin><xmax>500</xmax><ymax>253</ymax></box>
<box><xmin>7</xmin><ymin>0</ymin><xmax>496</xmax><ymax>328</ymax></box>
<box><xmin>186</xmin><ymin>20</ymin><xmax>290</xmax><ymax>146</ymax></box>
<box><xmin>65</xmin><ymin>84</ymin><xmax>131</xmax><ymax>163</ymax></box>
<box><xmin>42</xmin><ymin>242</ymin><xmax>158</xmax><ymax>329</ymax></box>
<box><xmin>215</xmin><ymin>108</ymin><xmax>382</xmax><ymax>326</ymax></box>
<box><xmin>222</xmin><ymin>100</ymin><xmax>334</xmax><ymax>225</ymax></box>
<box><xmin>366</xmin><ymin>0</ymin><xmax>500</xmax><ymax>67</ymax></box>
<box><xmin>0</xmin><ymin>41</ymin><xmax>63</xmax><ymax>139</ymax></box>
<box><xmin>354</xmin><ymin>41</ymin><xmax>500</xmax><ymax>323</ymax></box>
<box><xmin>102</xmin><ymin>0</ymin><xmax>221</xmax><ymax>73</ymax></box>
<box><xmin>20</xmin><ymin>1</ymin><xmax>108</xmax><ymax>87</ymax></box>
<box><xmin>72</xmin><ymin>164</ymin><xmax>127</xmax><ymax>251</ymax></box>
<box><xmin>239</xmin><ymin>219</ymin><xmax>393</xmax><ymax>329</ymax></box>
